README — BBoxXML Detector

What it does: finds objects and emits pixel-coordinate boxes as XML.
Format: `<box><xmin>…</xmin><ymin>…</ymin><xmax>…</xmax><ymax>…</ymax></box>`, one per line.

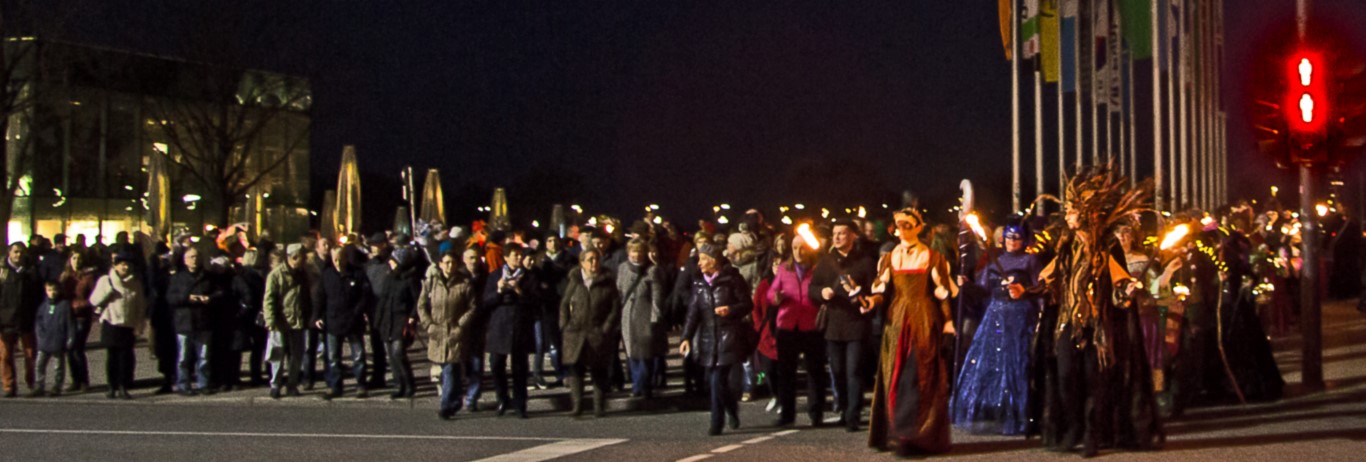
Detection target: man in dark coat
<box><xmin>146</xmin><ymin>243</ymin><xmax>178</xmax><ymax>394</ymax></box>
<box><xmin>166</xmin><ymin>247</ymin><xmax>228</xmax><ymax>395</ymax></box>
<box><xmin>532</xmin><ymin>234</ymin><xmax>573</xmax><ymax>388</ymax></box>
<box><xmin>0</xmin><ymin>243</ymin><xmax>43</xmax><ymax>396</ymax></box>
<box><xmin>313</xmin><ymin>245</ymin><xmax>374</xmax><ymax>399</ymax></box>
<box><xmin>810</xmin><ymin>221</ymin><xmax>878</xmax><ymax>430</ymax></box>
<box><xmin>559</xmin><ymin>249</ymin><xmax>620</xmax><ymax>417</ymax></box>
<box><xmin>481</xmin><ymin>244</ymin><xmax>539</xmax><ymax>418</ymax></box>
<box><xmin>374</xmin><ymin>248</ymin><xmax>421</xmax><ymax>398</ymax></box>
<box><xmin>363</xmin><ymin>232</ymin><xmax>392</xmax><ymax>389</ymax></box>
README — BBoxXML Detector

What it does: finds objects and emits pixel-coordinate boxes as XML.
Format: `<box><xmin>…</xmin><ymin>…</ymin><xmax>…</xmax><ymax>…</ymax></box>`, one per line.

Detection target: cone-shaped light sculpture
<box><xmin>333</xmin><ymin>145</ymin><xmax>362</xmax><ymax>238</ymax></box>
<box><xmin>420</xmin><ymin>168</ymin><xmax>446</xmax><ymax>225</ymax></box>
<box><xmin>490</xmin><ymin>187</ymin><xmax>509</xmax><ymax>230</ymax></box>
<box><xmin>145</xmin><ymin>146</ymin><xmax>172</xmax><ymax>242</ymax></box>
<box><xmin>321</xmin><ymin>190</ymin><xmax>337</xmax><ymax>241</ymax></box>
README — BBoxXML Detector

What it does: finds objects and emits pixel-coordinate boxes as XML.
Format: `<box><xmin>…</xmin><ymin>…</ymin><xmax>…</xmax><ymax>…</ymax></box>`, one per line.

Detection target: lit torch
<box><xmin>796</xmin><ymin>223</ymin><xmax>821</xmax><ymax>251</ymax></box>
<box><xmin>1159</xmin><ymin>224</ymin><xmax>1191</xmax><ymax>251</ymax></box>
<box><xmin>964</xmin><ymin>212</ymin><xmax>987</xmax><ymax>242</ymax></box>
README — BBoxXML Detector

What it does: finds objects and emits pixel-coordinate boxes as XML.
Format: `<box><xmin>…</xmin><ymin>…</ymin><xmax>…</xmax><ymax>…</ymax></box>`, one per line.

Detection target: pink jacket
<box><xmin>767</xmin><ymin>262</ymin><xmax>819</xmax><ymax>332</ymax></box>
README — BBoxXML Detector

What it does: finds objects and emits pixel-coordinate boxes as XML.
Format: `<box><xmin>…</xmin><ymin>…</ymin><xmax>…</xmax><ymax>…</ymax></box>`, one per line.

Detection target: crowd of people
<box><xmin>1</xmin><ymin>166</ymin><xmax>1348</xmax><ymax>457</ymax></box>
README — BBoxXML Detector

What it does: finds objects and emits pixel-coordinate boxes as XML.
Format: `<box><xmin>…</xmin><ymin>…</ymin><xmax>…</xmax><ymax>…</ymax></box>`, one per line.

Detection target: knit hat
<box><xmin>389</xmin><ymin>247</ymin><xmax>416</xmax><ymax>269</ymax></box>
<box><xmin>727</xmin><ymin>232</ymin><xmax>755</xmax><ymax>251</ymax></box>
<box><xmin>696</xmin><ymin>243</ymin><xmax>724</xmax><ymax>260</ymax></box>
<box><xmin>286</xmin><ymin>243</ymin><xmax>305</xmax><ymax>258</ymax></box>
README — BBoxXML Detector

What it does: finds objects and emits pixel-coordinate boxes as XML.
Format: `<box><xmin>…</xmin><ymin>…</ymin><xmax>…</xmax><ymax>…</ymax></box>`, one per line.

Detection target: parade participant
<box><xmin>768</xmin><ymin>231</ymin><xmax>826</xmax><ymax>428</ymax></box>
<box><xmin>263</xmin><ymin>245</ymin><xmax>310</xmax><ymax>399</ymax></box>
<box><xmin>532</xmin><ymin>234</ymin><xmax>573</xmax><ymax>389</ymax></box>
<box><xmin>866</xmin><ymin>208</ymin><xmax>956</xmax><ymax>455</ymax></box>
<box><xmin>812</xmin><ymin>220</ymin><xmax>878</xmax><ymax>432</ymax></box>
<box><xmin>680</xmin><ymin>243</ymin><xmax>753</xmax><ymax>436</ymax></box>
<box><xmin>1023</xmin><ymin>168</ymin><xmax>1163</xmax><ymax>456</ymax></box>
<box><xmin>618</xmin><ymin>238</ymin><xmax>666</xmax><ymax>400</ymax></box>
<box><xmin>482</xmin><ymin>244</ymin><xmax>539</xmax><ymax>418</ymax></box>
<box><xmin>560</xmin><ymin>248</ymin><xmax>621</xmax><ymax>417</ymax></box>
<box><xmin>951</xmin><ymin>219</ymin><xmax>1042</xmax><ymax>435</ymax></box>
<box><xmin>418</xmin><ymin>250</ymin><xmax>480</xmax><ymax>419</ymax></box>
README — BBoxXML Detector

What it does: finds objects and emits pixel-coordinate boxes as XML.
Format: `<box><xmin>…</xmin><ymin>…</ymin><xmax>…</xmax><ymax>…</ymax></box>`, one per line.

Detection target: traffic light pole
<box><xmin>1296</xmin><ymin>0</ymin><xmax>1325</xmax><ymax>393</ymax></box>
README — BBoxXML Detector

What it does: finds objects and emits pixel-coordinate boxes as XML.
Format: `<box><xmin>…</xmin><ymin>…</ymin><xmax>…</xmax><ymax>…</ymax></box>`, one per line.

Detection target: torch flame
<box><xmin>1159</xmin><ymin>224</ymin><xmax>1190</xmax><ymax>250</ymax></box>
<box><xmin>796</xmin><ymin>223</ymin><xmax>821</xmax><ymax>251</ymax></box>
<box><xmin>964</xmin><ymin>213</ymin><xmax>987</xmax><ymax>241</ymax></box>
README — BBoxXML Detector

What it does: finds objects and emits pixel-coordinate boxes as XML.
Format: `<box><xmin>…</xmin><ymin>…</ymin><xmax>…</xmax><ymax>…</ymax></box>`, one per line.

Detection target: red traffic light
<box><xmin>1286</xmin><ymin>51</ymin><xmax>1330</xmax><ymax>142</ymax></box>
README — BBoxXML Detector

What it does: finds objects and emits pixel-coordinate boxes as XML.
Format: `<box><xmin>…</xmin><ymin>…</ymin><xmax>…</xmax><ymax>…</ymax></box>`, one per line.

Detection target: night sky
<box><xmin>63</xmin><ymin>1</ymin><xmax>1366</xmax><ymax>232</ymax></box>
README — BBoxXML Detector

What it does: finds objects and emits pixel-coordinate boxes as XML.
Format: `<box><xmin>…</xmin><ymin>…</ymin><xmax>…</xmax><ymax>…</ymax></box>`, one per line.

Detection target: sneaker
<box><xmin>741</xmin><ymin>392</ymin><xmax>754</xmax><ymax>402</ymax></box>
<box><xmin>765</xmin><ymin>398</ymin><xmax>778</xmax><ymax>413</ymax></box>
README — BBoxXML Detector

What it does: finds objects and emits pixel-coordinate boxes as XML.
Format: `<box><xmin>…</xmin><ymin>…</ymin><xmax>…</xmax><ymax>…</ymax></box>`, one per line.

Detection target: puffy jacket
<box><xmin>0</xmin><ymin>261</ymin><xmax>43</xmax><ymax>334</ymax></box>
<box><xmin>88</xmin><ymin>269</ymin><xmax>148</xmax><ymax>331</ymax></box>
<box><xmin>263</xmin><ymin>265</ymin><xmax>310</xmax><ymax>331</ymax></box>
<box><xmin>681</xmin><ymin>265</ymin><xmax>754</xmax><ymax>368</ymax></box>
<box><xmin>417</xmin><ymin>269</ymin><xmax>479</xmax><ymax>364</ymax></box>
<box><xmin>560</xmin><ymin>268</ymin><xmax>620</xmax><ymax>367</ymax></box>
<box><xmin>768</xmin><ymin>261</ymin><xmax>819</xmax><ymax>332</ymax></box>
<box><xmin>166</xmin><ymin>268</ymin><xmax>227</xmax><ymax>335</ymax></box>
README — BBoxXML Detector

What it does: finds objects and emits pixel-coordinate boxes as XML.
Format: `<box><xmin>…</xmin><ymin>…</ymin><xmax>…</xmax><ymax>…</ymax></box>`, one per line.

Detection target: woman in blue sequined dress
<box><xmin>951</xmin><ymin>222</ymin><xmax>1042</xmax><ymax>435</ymax></box>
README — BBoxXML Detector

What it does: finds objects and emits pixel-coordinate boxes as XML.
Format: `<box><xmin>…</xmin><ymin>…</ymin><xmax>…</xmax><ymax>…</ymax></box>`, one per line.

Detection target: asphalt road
<box><xmin>3</xmin><ymin>299</ymin><xmax>1365</xmax><ymax>461</ymax></box>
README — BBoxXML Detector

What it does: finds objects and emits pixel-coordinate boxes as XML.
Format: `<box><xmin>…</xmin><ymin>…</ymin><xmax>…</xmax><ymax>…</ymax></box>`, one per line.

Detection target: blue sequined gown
<box><xmin>951</xmin><ymin>251</ymin><xmax>1041</xmax><ymax>435</ymax></box>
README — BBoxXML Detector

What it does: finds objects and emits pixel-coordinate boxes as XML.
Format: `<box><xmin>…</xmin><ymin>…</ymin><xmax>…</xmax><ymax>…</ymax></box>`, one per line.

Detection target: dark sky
<box><xmin>66</xmin><ymin>1</ymin><xmax>1366</xmax><ymax>230</ymax></box>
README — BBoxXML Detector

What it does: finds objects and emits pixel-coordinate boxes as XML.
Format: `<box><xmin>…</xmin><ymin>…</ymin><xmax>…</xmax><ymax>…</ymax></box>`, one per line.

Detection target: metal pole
<box><xmin>1075</xmin><ymin>0</ymin><xmax>1084</xmax><ymax>170</ymax></box>
<box><xmin>1296</xmin><ymin>0</ymin><xmax>1324</xmax><ymax>392</ymax></box>
<box><xmin>1035</xmin><ymin>70</ymin><xmax>1045</xmax><ymax>215</ymax></box>
<box><xmin>1179</xmin><ymin>0</ymin><xmax>1190</xmax><ymax>210</ymax></box>
<box><xmin>1092</xmin><ymin>0</ymin><xmax>1100</xmax><ymax>164</ymax></box>
<box><xmin>1153</xmin><ymin>0</ymin><xmax>1165</xmax><ymax>211</ymax></box>
<box><xmin>1013</xmin><ymin>0</ymin><xmax>1023</xmax><ymax>213</ymax></box>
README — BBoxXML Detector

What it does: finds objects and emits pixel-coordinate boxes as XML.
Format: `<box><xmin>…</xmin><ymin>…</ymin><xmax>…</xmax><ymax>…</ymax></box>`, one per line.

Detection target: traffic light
<box><xmin>1285</xmin><ymin>50</ymin><xmax>1330</xmax><ymax>156</ymax></box>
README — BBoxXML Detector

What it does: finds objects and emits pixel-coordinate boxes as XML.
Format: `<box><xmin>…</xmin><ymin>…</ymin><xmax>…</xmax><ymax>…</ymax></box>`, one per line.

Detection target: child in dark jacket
<box><xmin>34</xmin><ymin>281</ymin><xmax>75</xmax><ymax>397</ymax></box>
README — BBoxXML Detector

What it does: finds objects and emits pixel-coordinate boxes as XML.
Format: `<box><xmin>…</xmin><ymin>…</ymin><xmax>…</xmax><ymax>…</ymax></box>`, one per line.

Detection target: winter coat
<box><xmin>482</xmin><ymin>266</ymin><xmax>540</xmax><ymax>355</ymax></box>
<box><xmin>38</xmin><ymin>249</ymin><xmax>65</xmax><ymax>284</ymax></box>
<box><xmin>681</xmin><ymin>265</ymin><xmax>754</xmax><ymax>368</ymax></box>
<box><xmin>0</xmin><ymin>261</ymin><xmax>43</xmax><ymax>334</ymax></box>
<box><xmin>767</xmin><ymin>262</ymin><xmax>820</xmax><ymax>332</ymax></box>
<box><xmin>559</xmin><ymin>268</ymin><xmax>620</xmax><ymax>367</ymax></box>
<box><xmin>35</xmin><ymin>299</ymin><xmax>75</xmax><ymax>353</ymax></box>
<box><xmin>374</xmin><ymin>264</ymin><xmax>420</xmax><ymax>342</ymax></box>
<box><xmin>810</xmin><ymin>243</ymin><xmax>877</xmax><ymax>342</ymax></box>
<box><xmin>88</xmin><ymin>269</ymin><xmax>148</xmax><ymax>331</ymax></box>
<box><xmin>312</xmin><ymin>265</ymin><xmax>373</xmax><ymax>337</ymax></box>
<box><xmin>618</xmin><ymin>261</ymin><xmax>667</xmax><ymax>359</ymax></box>
<box><xmin>167</xmin><ymin>268</ymin><xmax>228</xmax><ymax>335</ymax></box>
<box><xmin>365</xmin><ymin>256</ymin><xmax>392</xmax><ymax>300</ymax></box>
<box><xmin>417</xmin><ymin>269</ymin><xmax>479</xmax><ymax>364</ymax></box>
<box><xmin>230</xmin><ymin>266</ymin><xmax>268</xmax><ymax>350</ymax></box>
<box><xmin>60</xmin><ymin>267</ymin><xmax>99</xmax><ymax>320</ymax></box>
<box><xmin>263</xmin><ymin>265</ymin><xmax>310</xmax><ymax>331</ymax></box>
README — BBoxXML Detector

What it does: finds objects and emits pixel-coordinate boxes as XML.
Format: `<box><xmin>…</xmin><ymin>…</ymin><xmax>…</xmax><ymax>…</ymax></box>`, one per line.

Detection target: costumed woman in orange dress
<box><xmin>866</xmin><ymin>208</ymin><xmax>957</xmax><ymax>456</ymax></box>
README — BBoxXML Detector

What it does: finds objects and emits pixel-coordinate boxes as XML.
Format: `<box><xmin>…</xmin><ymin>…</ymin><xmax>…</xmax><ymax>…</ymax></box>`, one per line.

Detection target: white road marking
<box><xmin>771</xmin><ymin>429</ymin><xmax>800</xmax><ymax>437</ymax></box>
<box><xmin>740</xmin><ymin>436</ymin><xmax>773</xmax><ymax>444</ymax></box>
<box><xmin>472</xmin><ymin>438</ymin><xmax>627</xmax><ymax>462</ymax></box>
<box><xmin>0</xmin><ymin>428</ymin><xmax>553</xmax><ymax>441</ymax></box>
<box><xmin>675</xmin><ymin>455</ymin><xmax>713</xmax><ymax>462</ymax></box>
<box><xmin>711</xmin><ymin>444</ymin><xmax>743</xmax><ymax>453</ymax></box>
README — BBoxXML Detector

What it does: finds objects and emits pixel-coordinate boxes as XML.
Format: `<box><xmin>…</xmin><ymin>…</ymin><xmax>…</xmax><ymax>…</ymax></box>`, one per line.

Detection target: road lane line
<box><xmin>741</xmin><ymin>436</ymin><xmax>773</xmax><ymax>444</ymax></box>
<box><xmin>711</xmin><ymin>444</ymin><xmax>743</xmax><ymax>453</ymax></box>
<box><xmin>771</xmin><ymin>429</ymin><xmax>800</xmax><ymax>437</ymax></box>
<box><xmin>472</xmin><ymin>438</ymin><xmax>627</xmax><ymax>462</ymax></box>
<box><xmin>675</xmin><ymin>455</ymin><xmax>713</xmax><ymax>462</ymax></box>
<box><xmin>0</xmin><ymin>428</ymin><xmax>554</xmax><ymax>442</ymax></box>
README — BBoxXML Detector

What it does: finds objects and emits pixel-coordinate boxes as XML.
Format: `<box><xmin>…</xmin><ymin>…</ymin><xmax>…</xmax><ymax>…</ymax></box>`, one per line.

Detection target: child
<box><xmin>34</xmin><ymin>281</ymin><xmax>75</xmax><ymax>397</ymax></box>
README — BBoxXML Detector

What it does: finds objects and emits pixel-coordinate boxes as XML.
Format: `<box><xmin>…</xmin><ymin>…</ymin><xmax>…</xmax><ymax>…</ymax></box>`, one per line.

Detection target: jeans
<box><xmin>628</xmin><ymin>357</ymin><xmax>657</xmax><ymax>398</ymax></box>
<box><xmin>0</xmin><ymin>331</ymin><xmax>36</xmax><ymax>392</ymax></box>
<box><xmin>303</xmin><ymin>329</ymin><xmax>322</xmax><ymax>384</ymax></box>
<box><xmin>532</xmin><ymin>318</ymin><xmax>563</xmax><ymax>382</ymax></box>
<box><xmin>268</xmin><ymin>329</ymin><xmax>305</xmax><ymax>390</ymax></box>
<box><xmin>177</xmin><ymin>332</ymin><xmax>212</xmax><ymax>391</ymax></box>
<box><xmin>67</xmin><ymin>317</ymin><xmax>92</xmax><ymax>386</ymax></box>
<box><xmin>325</xmin><ymin>333</ymin><xmax>366</xmax><ymax>392</ymax></box>
<box><xmin>35</xmin><ymin>350</ymin><xmax>65</xmax><ymax>392</ymax></box>
<box><xmin>368</xmin><ymin>327</ymin><xmax>388</xmax><ymax>387</ymax></box>
<box><xmin>385</xmin><ymin>339</ymin><xmax>413</xmax><ymax>393</ymax></box>
<box><xmin>464</xmin><ymin>354</ymin><xmax>484</xmax><ymax>406</ymax></box>
<box><xmin>708</xmin><ymin>364</ymin><xmax>738</xmax><ymax>431</ymax></box>
<box><xmin>827</xmin><ymin>339</ymin><xmax>865</xmax><ymax>426</ymax></box>
<box><xmin>489</xmin><ymin>352</ymin><xmax>529</xmax><ymax>413</ymax></box>
<box><xmin>439</xmin><ymin>363</ymin><xmax>465</xmax><ymax>415</ymax></box>
<box><xmin>777</xmin><ymin>330</ymin><xmax>827</xmax><ymax>423</ymax></box>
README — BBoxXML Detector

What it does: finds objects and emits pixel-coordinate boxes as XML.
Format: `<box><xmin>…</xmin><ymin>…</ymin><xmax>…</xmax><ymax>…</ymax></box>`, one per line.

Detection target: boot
<box><xmin>569</xmin><ymin>377</ymin><xmax>584</xmax><ymax>417</ymax></box>
<box><xmin>592</xmin><ymin>384</ymin><xmax>606</xmax><ymax>418</ymax></box>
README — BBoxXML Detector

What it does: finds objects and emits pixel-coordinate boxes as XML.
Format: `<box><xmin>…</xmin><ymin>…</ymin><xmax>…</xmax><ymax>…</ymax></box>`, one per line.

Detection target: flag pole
<box><xmin>1153</xmin><ymin>0</ymin><xmax>1165</xmax><ymax>211</ymax></box>
<box><xmin>1035</xmin><ymin>69</ymin><xmax>1045</xmax><ymax>215</ymax></box>
<box><xmin>1074</xmin><ymin>0</ymin><xmax>1084</xmax><ymax>171</ymax></box>
<box><xmin>1127</xmin><ymin>49</ymin><xmax>1136</xmax><ymax>187</ymax></box>
<box><xmin>1091</xmin><ymin>0</ymin><xmax>1100</xmax><ymax>164</ymax></box>
<box><xmin>1179</xmin><ymin>0</ymin><xmax>1190</xmax><ymax>210</ymax></box>
<box><xmin>1013</xmin><ymin>0</ymin><xmax>1023</xmax><ymax>213</ymax></box>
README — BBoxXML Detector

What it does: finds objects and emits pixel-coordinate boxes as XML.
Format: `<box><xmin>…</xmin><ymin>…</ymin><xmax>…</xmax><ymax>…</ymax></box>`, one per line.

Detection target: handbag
<box><xmin>815</xmin><ymin>304</ymin><xmax>830</xmax><ymax>331</ymax></box>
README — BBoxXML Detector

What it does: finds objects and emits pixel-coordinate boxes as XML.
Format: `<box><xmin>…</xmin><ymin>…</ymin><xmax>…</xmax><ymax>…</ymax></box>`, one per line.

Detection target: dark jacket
<box><xmin>167</xmin><ymin>268</ymin><xmax>228</xmax><ymax>335</ymax></box>
<box><xmin>38</xmin><ymin>249</ymin><xmax>65</xmax><ymax>284</ymax></box>
<box><xmin>231</xmin><ymin>266</ymin><xmax>268</xmax><ymax>350</ymax></box>
<box><xmin>482</xmin><ymin>265</ymin><xmax>540</xmax><ymax>355</ymax></box>
<box><xmin>374</xmin><ymin>263</ymin><xmax>420</xmax><ymax>342</ymax></box>
<box><xmin>312</xmin><ymin>264</ymin><xmax>373</xmax><ymax>337</ymax></box>
<box><xmin>559</xmin><ymin>268</ymin><xmax>620</xmax><ymax>367</ymax></box>
<box><xmin>0</xmin><ymin>261</ymin><xmax>43</xmax><ymax>334</ymax></box>
<box><xmin>810</xmin><ymin>243</ymin><xmax>877</xmax><ymax>342</ymax></box>
<box><xmin>35</xmin><ymin>299</ymin><xmax>75</xmax><ymax>353</ymax></box>
<box><xmin>365</xmin><ymin>255</ymin><xmax>392</xmax><ymax>301</ymax></box>
<box><xmin>681</xmin><ymin>265</ymin><xmax>754</xmax><ymax>368</ymax></box>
